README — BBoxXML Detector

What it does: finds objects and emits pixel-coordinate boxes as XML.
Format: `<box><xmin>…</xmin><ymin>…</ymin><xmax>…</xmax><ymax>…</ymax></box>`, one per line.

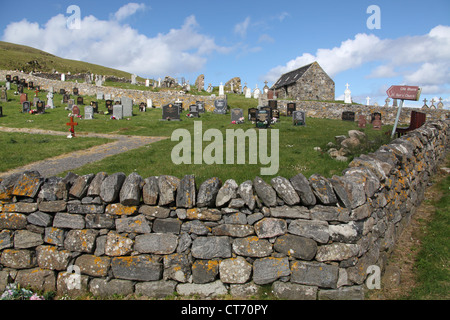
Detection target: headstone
<box><xmin>105</xmin><ymin>94</ymin><xmax>112</xmax><ymax>100</ymax></box>
<box><xmin>97</xmin><ymin>92</ymin><xmax>104</xmax><ymax>100</ymax></box>
<box><xmin>139</xmin><ymin>102</ymin><xmax>147</xmax><ymax>112</ymax></box>
<box><xmin>72</xmin><ymin>105</ymin><xmax>80</xmax><ymax>116</ymax></box>
<box><xmin>131</xmin><ymin>74</ymin><xmax>137</xmax><ymax>85</ymax></box>
<box><xmin>213</xmin><ymin>99</ymin><xmax>227</xmax><ymax>114</ymax></box>
<box><xmin>371</xmin><ymin>113</ymin><xmax>382</xmax><ymax>123</ymax></box>
<box><xmin>114</xmin><ymin>97</ymin><xmax>121</xmax><ymax>105</ymax></box>
<box><xmin>36</xmin><ymin>101</ymin><xmax>45</xmax><ymax>114</ymax></box>
<box><xmin>268</xmin><ymin>90</ymin><xmax>274</xmax><ymax>100</ymax></box>
<box><xmin>46</xmin><ymin>92</ymin><xmax>54</xmax><ymax>109</ymax></box>
<box><xmin>231</xmin><ymin>108</ymin><xmax>244</xmax><ymax>123</ymax></box>
<box><xmin>33</xmin><ymin>97</ymin><xmax>40</xmax><ymax>107</ymax></box>
<box><xmin>162</xmin><ymin>103</ymin><xmax>181</xmax><ymax>121</ymax></box>
<box><xmin>73</xmin><ymin>88</ymin><xmax>79</xmax><ymax>96</ymax></box>
<box><xmin>342</xmin><ymin>111</ymin><xmax>355</xmax><ymax>121</ymax></box>
<box><xmin>293</xmin><ymin>111</ymin><xmax>306</xmax><ymax>126</ymax></box>
<box><xmin>219</xmin><ymin>82</ymin><xmax>224</xmax><ymax>96</ymax></box>
<box><xmin>6</xmin><ymin>75</ymin><xmax>11</xmax><ymax>82</ymax></box>
<box><xmin>22</xmin><ymin>101</ymin><xmax>31</xmax><ymax>113</ymax></box>
<box><xmin>196</xmin><ymin>101</ymin><xmax>205</xmax><ymax>113</ymax></box>
<box><xmin>430</xmin><ymin>98</ymin><xmax>436</xmax><ymax>109</ymax></box>
<box><xmin>358</xmin><ymin>115</ymin><xmax>367</xmax><ymax>128</ymax></box>
<box><xmin>206</xmin><ymin>83</ymin><xmax>213</xmax><ymax>93</ymax></box>
<box><xmin>68</xmin><ymin>99</ymin><xmax>74</xmax><ymax>111</ymax></box>
<box><xmin>121</xmin><ymin>97</ymin><xmax>133</xmax><ymax>117</ymax></box>
<box><xmin>268</xmin><ymin>100</ymin><xmax>277</xmax><ymax>110</ymax></box>
<box><xmin>384</xmin><ymin>98</ymin><xmax>391</xmax><ymax>108</ymax></box>
<box><xmin>263</xmin><ymin>81</ymin><xmax>269</xmax><ymax>94</ymax></box>
<box><xmin>17</xmin><ymin>85</ymin><xmax>24</xmax><ymax>94</ymax></box>
<box><xmin>174</xmin><ymin>100</ymin><xmax>183</xmax><ymax>114</ymax></box>
<box><xmin>344</xmin><ymin>83</ymin><xmax>352</xmax><ymax>104</ymax></box>
<box><xmin>366</xmin><ymin>97</ymin><xmax>371</xmax><ymax>106</ymax></box>
<box><xmin>20</xmin><ymin>79</ymin><xmax>26</xmax><ymax>87</ymax></box>
<box><xmin>90</xmin><ymin>101</ymin><xmax>99</xmax><ymax>113</ymax></box>
<box><xmin>147</xmin><ymin>99</ymin><xmax>153</xmax><ymax>109</ymax></box>
<box><xmin>422</xmin><ymin>98</ymin><xmax>429</xmax><ymax>109</ymax></box>
<box><xmin>261</xmin><ymin>106</ymin><xmax>272</xmax><ymax>119</ymax></box>
<box><xmin>61</xmin><ymin>74</ymin><xmax>65</xmax><ymax>82</ymax></box>
<box><xmin>256</xmin><ymin>109</ymin><xmax>270</xmax><ymax>128</ymax></box>
<box><xmin>84</xmin><ymin>106</ymin><xmax>94</xmax><ymax>120</ymax></box>
<box><xmin>106</xmin><ymin>100</ymin><xmax>113</xmax><ymax>113</ymax></box>
<box><xmin>393</xmin><ymin>99</ymin><xmax>398</xmax><ymax>107</ymax></box>
<box><xmin>6</xmin><ymin>82</ymin><xmax>11</xmax><ymax>90</ymax></box>
<box><xmin>287</xmin><ymin>103</ymin><xmax>296</xmax><ymax>116</ymax></box>
<box><xmin>12</xmin><ymin>76</ymin><xmax>19</xmax><ymax>84</ymax></box>
<box><xmin>0</xmin><ymin>106</ymin><xmax>2</xmax><ymax>117</ymax></box>
<box><xmin>437</xmin><ymin>97</ymin><xmax>444</xmax><ymax>110</ymax></box>
<box><xmin>60</xmin><ymin>89</ymin><xmax>66</xmax><ymax>95</ymax></box>
<box><xmin>245</xmin><ymin>87</ymin><xmax>251</xmax><ymax>99</ymax></box>
<box><xmin>20</xmin><ymin>93</ymin><xmax>28</xmax><ymax>105</ymax></box>
<box><xmin>248</xmin><ymin>108</ymin><xmax>258</xmax><ymax>122</ymax></box>
<box><xmin>189</xmin><ymin>105</ymin><xmax>200</xmax><ymax>118</ymax></box>
<box><xmin>63</xmin><ymin>94</ymin><xmax>70</xmax><ymax>104</ymax></box>
<box><xmin>0</xmin><ymin>87</ymin><xmax>7</xmax><ymax>102</ymax></box>
<box><xmin>145</xmin><ymin>79</ymin><xmax>150</xmax><ymax>87</ymax></box>
<box><xmin>113</xmin><ymin>105</ymin><xmax>123</xmax><ymax>120</ymax></box>
<box><xmin>66</xmin><ymin>116</ymin><xmax>78</xmax><ymax>137</ymax></box>
<box><xmin>272</xmin><ymin>109</ymin><xmax>280</xmax><ymax>120</ymax></box>
<box><xmin>372</xmin><ymin>114</ymin><xmax>382</xmax><ymax>130</ymax></box>
<box><xmin>77</xmin><ymin>96</ymin><xmax>84</xmax><ymax>105</ymax></box>
<box><xmin>253</xmin><ymin>85</ymin><xmax>261</xmax><ymax>99</ymax></box>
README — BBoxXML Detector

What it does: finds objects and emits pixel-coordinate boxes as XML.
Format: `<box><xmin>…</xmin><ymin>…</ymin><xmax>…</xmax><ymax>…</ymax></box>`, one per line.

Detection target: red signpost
<box><xmin>387</xmin><ymin>85</ymin><xmax>422</xmax><ymax>138</ymax></box>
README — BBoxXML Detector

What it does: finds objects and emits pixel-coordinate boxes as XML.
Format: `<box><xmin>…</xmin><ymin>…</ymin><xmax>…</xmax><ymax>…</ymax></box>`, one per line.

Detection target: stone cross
<box><xmin>437</xmin><ymin>97</ymin><xmax>444</xmax><ymax>109</ymax></box>
<box><xmin>366</xmin><ymin>97</ymin><xmax>371</xmax><ymax>106</ymax></box>
<box><xmin>384</xmin><ymin>98</ymin><xmax>391</xmax><ymax>108</ymax></box>
<box><xmin>430</xmin><ymin>98</ymin><xmax>436</xmax><ymax>109</ymax></box>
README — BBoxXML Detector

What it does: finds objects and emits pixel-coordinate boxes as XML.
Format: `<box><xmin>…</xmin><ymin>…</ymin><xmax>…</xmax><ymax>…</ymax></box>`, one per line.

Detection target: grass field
<box><xmin>0</xmin><ymin>81</ymin><xmax>393</xmax><ymax>183</ymax></box>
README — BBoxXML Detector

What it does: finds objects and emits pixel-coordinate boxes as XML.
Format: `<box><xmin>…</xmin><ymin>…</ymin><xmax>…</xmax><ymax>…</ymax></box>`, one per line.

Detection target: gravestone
<box><xmin>6</xmin><ymin>82</ymin><xmax>10</xmax><ymax>90</ymax></box>
<box><xmin>268</xmin><ymin>100</ymin><xmax>277</xmax><ymax>110</ymax></box>
<box><xmin>114</xmin><ymin>97</ymin><xmax>121</xmax><ymax>105</ymax></box>
<box><xmin>113</xmin><ymin>105</ymin><xmax>123</xmax><ymax>120</ymax></box>
<box><xmin>245</xmin><ymin>87</ymin><xmax>251</xmax><ymax>99</ymax></box>
<box><xmin>213</xmin><ymin>99</ymin><xmax>227</xmax><ymax>114</ymax></box>
<box><xmin>106</xmin><ymin>100</ymin><xmax>113</xmax><ymax>113</ymax></box>
<box><xmin>1</xmin><ymin>87</ymin><xmax>8</xmax><ymax>102</ymax></box>
<box><xmin>139</xmin><ymin>102</ymin><xmax>147</xmax><ymax>112</ymax></box>
<box><xmin>342</xmin><ymin>111</ymin><xmax>355</xmax><ymax>121</ymax></box>
<box><xmin>36</xmin><ymin>101</ymin><xmax>45</xmax><ymax>114</ymax></box>
<box><xmin>28</xmin><ymin>81</ymin><xmax>34</xmax><ymax>89</ymax></box>
<box><xmin>90</xmin><ymin>101</ymin><xmax>99</xmax><ymax>113</ymax></box>
<box><xmin>17</xmin><ymin>85</ymin><xmax>24</xmax><ymax>94</ymax></box>
<box><xmin>196</xmin><ymin>101</ymin><xmax>205</xmax><ymax>113</ymax></box>
<box><xmin>344</xmin><ymin>83</ymin><xmax>352</xmax><ymax>104</ymax></box>
<box><xmin>0</xmin><ymin>106</ymin><xmax>2</xmax><ymax>117</ymax></box>
<box><xmin>372</xmin><ymin>114</ymin><xmax>382</xmax><ymax>130</ymax></box>
<box><xmin>131</xmin><ymin>74</ymin><xmax>137</xmax><ymax>85</ymax></box>
<box><xmin>46</xmin><ymin>92</ymin><xmax>54</xmax><ymax>109</ymax></box>
<box><xmin>272</xmin><ymin>109</ymin><xmax>280</xmax><ymax>120</ymax></box>
<box><xmin>97</xmin><ymin>92</ymin><xmax>104</xmax><ymax>100</ymax></box>
<box><xmin>268</xmin><ymin>90</ymin><xmax>274</xmax><ymax>100</ymax></box>
<box><xmin>72</xmin><ymin>105</ymin><xmax>80</xmax><ymax>116</ymax></box>
<box><xmin>68</xmin><ymin>99</ymin><xmax>74</xmax><ymax>111</ymax></box>
<box><xmin>20</xmin><ymin>93</ymin><xmax>28</xmax><ymax>105</ymax></box>
<box><xmin>293</xmin><ymin>111</ymin><xmax>306</xmax><ymax>126</ymax></box>
<box><xmin>261</xmin><ymin>106</ymin><xmax>272</xmax><ymax>119</ymax></box>
<box><xmin>61</xmin><ymin>74</ymin><xmax>65</xmax><ymax>82</ymax></box>
<box><xmin>20</xmin><ymin>79</ymin><xmax>26</xmax><ymax>87</ymax></box>
<box><xmin>253</xmin><ymin>85</ymin><xmax>261</xmax><ymax>99</ymax></box>
<box><xmin>105</xmin><ymin>94</ymin><xmax>112</xmax><ymax>100</ymax></box>
<box><xmin>161</xmin><ymin>103</ymin><xmax>181</xmax><ymax>121</ymax></box>
<box><xmin>22</xmin><ymin>101</ymin><xmax>31</xmax><ymax>113</ymax></box>
<box><xmin>256</xmin><ymin>109</ymin><xmax>270</xmax><ymax>128</ymax></box>
<box><xmin>287</xmin><ymin>103</ymin><xmax>296</xmax><ymax>116</ymax></box>
<box><xmin>12</xmin><ymin>76</ymin><xmax>19</xmax><ymax>84</ymax></box>
<box><xmin>60</xmin><ymin>89</ymin><xmax>66</xmax><ymax>95</ymax></box>
<box><xmin>248</xmin><ymin>108</ymin><xmax>258</xmax><ymax>122</ymax></box>
<box><xmin>189</xmin><ymin>105</ymin><xmax>200</xmax><ymax>118</ymax></box>
<box><xmin>219</xmin><ymin>82</ymin><xmax>224</xmax><ymax>96</ymax></box>
<box><xmin>147</xmin><ymin>99</ymin><xmax>153</xmax><ymax>109</ymax></box>
<box><xmin>121</xmin><ymin>97</ymin><xmax>133</xmax><ymax>117</ymax></box>
<box><xmin>358</xmin><ymin>115</ymin><xmax>367</xmax><ymax>128</ymax></box>
<box><xmin>371</xmin><ymin>112</ymin><xmax>381</xmax><ymax>123</ymax></box>
<box><xmin>231</xmin><ymin>108</ymin><xmax>244</xmax><ymax>123</ymax></box>
<box><xmin>174</xmin><ymin>101</ymin><xmax>183</xmax><ymax>114</ymax></box>
<box><xmin>84</xmin><ymin>106</ymin><xmax>94</xmax><ymax>120</ymax></box>
<box><xmin>63</xmin><ymin>94</ymin><xmax>70</xmax><ymax>104</ymax></box>
<box><xmin>33</xmin><ymin>97</ymin><xmax>40</xmax><ymax>107</ymax></box>
<box><xmin>6</xmin><ymin>75</ymin><xmax>11</xmax><ymax>82</ymax></box>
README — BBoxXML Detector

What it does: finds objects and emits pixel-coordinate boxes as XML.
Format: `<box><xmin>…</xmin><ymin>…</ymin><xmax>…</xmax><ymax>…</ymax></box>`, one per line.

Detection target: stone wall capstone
<box><xmin>1</xmin><ymin>119</ymin><xmax>449</xmax><ymax>299</ymax></box>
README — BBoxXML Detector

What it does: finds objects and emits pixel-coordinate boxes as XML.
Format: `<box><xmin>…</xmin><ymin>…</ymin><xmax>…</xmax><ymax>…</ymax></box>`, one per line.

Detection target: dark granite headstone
<box><xmin>213</xmin><ymin>99</ymin><xmax>227</xmax><ymax>114</ymax></box>
<box><xmin>342</xmin><ymin>111</ymin><xmax>355</xmax><ymax>121</ymax></box>
<box><xmin>162</xmin><ymin>103</ymin><xmax>181</xmax><ymax>121</ymax></box>
<box><xmin>287</xmin><ymin>103</ymin><xmax>296</xmax><ymax>116</ymax></box>
<box><xmin>248</xmin><ymin>108</ymin><xmax>257</xmax><ymax>122</ymax></box>
<box><xmin>293</xmin><ymin>111</ymin><xmax>306</xmax><ymax>126</ymax></box>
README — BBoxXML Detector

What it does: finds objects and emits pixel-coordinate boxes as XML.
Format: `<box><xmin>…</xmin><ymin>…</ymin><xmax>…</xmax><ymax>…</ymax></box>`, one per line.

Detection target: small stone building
<box><xmin>271</xmin><ymin>62</ymin><xmax>335</xmax><ymax>101</ymax></box>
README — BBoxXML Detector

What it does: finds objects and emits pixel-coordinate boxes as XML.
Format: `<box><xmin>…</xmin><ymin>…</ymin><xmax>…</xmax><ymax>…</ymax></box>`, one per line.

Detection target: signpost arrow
<box><xmin>387</xmin><ymin>85</ymin><xmax>422</xmax><ymax>138</ymax></box>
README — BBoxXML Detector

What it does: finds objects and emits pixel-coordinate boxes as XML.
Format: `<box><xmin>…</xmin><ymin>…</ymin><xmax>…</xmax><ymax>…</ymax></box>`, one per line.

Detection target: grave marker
<box><xmin>161</xmin><ymin>103</ymin><xmax>181</xmax><ymax>121</ymax></box>
<box><xmin>63</xmin><ymin>94</ymin><xmax>70</xmax><ymax>104</ymax></box>
<box><xmin>293</xmin><ymin>111</ymin><xmax>306</xmax><ymax>126</ymax></box>
<box><xmin>113</xmin><ymin>105</ymin><xmax>123</xmax><ymax>120</ymax></box>
<box><xmin>1</xmin><ymin>87</ymin><xmax>7</xmax><ymax>102</ymax></box>
<box><xmin>106</xmin><ymin>100</ymin><xmax>113</xmax><ymax>113</ymax></box>
<box><xmin>36</xmin><ymin>101</ymin><xmax>45</xmax><ymax>114</ymax></box>
<box><xmin>84</xmin><ymin>106</ymin><xmax>94</xmax><ymax>120</ymax></box>
<box><xmin>90</xmin><ymin>101</ymin><xmax>99</xmax><ymax>113</ymax></box>
<box><xmin>12</xmin><ymin>76</ymin><xmax>19</xmax><ymax>84</ymax></box>
<box><xmin>17</xmin><ymin>85</ymin><xmax>24</xmax><ymax>94</ymax></box>
<box><xmin>60</xmin><ymin>89</ymin><xmax>66</xmax><ymax>95</ymax></box>
<box><xmin>0</xmin><ymin>106</ymin><xmax>2</xmax><ymax>117</ymax></box>
<box><xmin>248</xmin><ymin>108</ymin><xmax>258</xmax><ymax>122</ymax></box>
<box><xmin>189</xmin><ymin>104</ymin><xmax>200</xmax><ymax>118</ymax></box>
<box><xmin>196</xmin><ymin>101</ymin><xmax>205</xmax><ymax>113</ymax></box>
<box><xmin>6</xmin><ymin>82</ymin><xmax>10</xmax><ymax>90</ymax></box>
<box><xmin>22</xmin><ymin>101</ymin><xmax>31</xmax><ymax>113</ymax></box>
<box><xmin>256</xmin><ymin>109</ymin><xmax>270</xmax><ymax>128</ymax></box>
<box><xmin>97</xmin><ymin>92</ymin><xmax>104</xmax><ymax>100</ymax></box>
<box><xmin>342</xmin><ymin>111</ymin><xmax>355</xmax><ymax>121</ymax></box>
<box><xmin>213</xmin><ymin>99</ymin><xmax>227</xmax><ymax>114</ymax></box>
<box><xmin>139</xmin><ymin>102</ymin><xmax>147</xmax><ymax>112</ymax></box>
<box><xmin>66</xmin><ymin>116</ymin><xmax>78</xmax><ymax>137</ymax></box>
<box><xmin>358</xmin><ymin>115</ymin><xmax>367</xmax><ymax>128</ymax></box>
<box><xmin>287</xmin><ymin>103</ymin><xmax>296</xmax><ymax>116</ymax></box>
<box><xmin>72</xmin><ymin>105</ymin><xmax>80</xmax><ymax>116</ymax></box>
<box><xmin>372</xmin><ymin>114</ymin><xmax>382</xmax><ymax>130</ymax></box>
<box><xmin>28</xmin><ymin>81</ymin><xmax>34</xmax><ymax>89</ymax></box>
<box><xmin>6</xmin><ymin>75</ymin><xmax>11</xmax><ymax>82</ymax></box>
<box><xmin>231</xmin><ymin>108</ymin><xmax>244</xmax><ymax>123</ymax></box>
<box><xmin>121</xmin><ymin>97</ymin><xmax>133</xmax><ymax>117</ymax></box>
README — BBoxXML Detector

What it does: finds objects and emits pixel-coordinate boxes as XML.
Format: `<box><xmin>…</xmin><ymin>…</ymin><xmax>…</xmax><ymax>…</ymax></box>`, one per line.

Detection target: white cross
<box><xmin>346</xmin><ymin>83</ymin><xmax>350</xmax><ymax>90</ymax></box>
<box><xmin>366</xmin><ymin>97</ymin><xmax>371</xmax><ymax>105</ymax></box>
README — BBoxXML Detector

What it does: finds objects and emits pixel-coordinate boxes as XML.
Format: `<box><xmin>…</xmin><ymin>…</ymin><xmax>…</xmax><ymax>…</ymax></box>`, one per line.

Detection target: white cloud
<box><xmin>1</xmin><ymin>12</ymin><xmax>230</xmax><ymax>78</ymax></box>
<box><xmin>234</xmin><ymin>17</ymin><xmax>251</xmax><ymax>38</ymax></box>
<box><xmin>114</xmin><ymin>3</ymin><xmax>147</xmax><ymax>21</ymax></box>
<box><xmin>264</xmin><ymin>25</ymin><xmax>450</xmax><ymax>95</ymax></box>
<box><xmin>258</xmin><ymin>34</ymin><xmax>275</xmax><ymax>44</ymax></box>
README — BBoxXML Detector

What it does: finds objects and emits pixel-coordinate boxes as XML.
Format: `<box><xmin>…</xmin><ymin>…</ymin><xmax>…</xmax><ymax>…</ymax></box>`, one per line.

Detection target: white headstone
<box><xmin>61</xmin><ymin>74</ymin><xmax>65</xmax><ymax>82</ymax></box>
<box><xmin>219</xmin><ymin>82</ymin><xmax>224</xmax><ymax>96</ymax></box>
<box><xmin>344</xmin><ymin>83</ymin><xmax>352</xmax><ymax>104</ymax></box>
<box><xmin>84</xmin><ymin>106</ymin><xmax>94</xmax><ymax>120</ymax></box>
<box><xmin>6</xmin><ymin>82</ymin><xmax>11</xmax><ymax>90</ymax></box>
<box><xmin>46</xmin><ymin>92</ymin><xmax>54</xmax><ymax>109</ymax></box>
<box><xmin>253</xmin><ymin>85</ymin><xmax>261</xmax><ymax>99</ymax></box>
<box><xmin>147</xmin><ymin>99</ymin><xmax>153</xmax><ymax>109</ymax></box>
<box><xmin>366</xmin><ymin>97</ymin><xmax>371</xmax><ymax>106</ymax></box>
<box><xmin>131</xmin><ymin>74</ymin><xmax>137</xmax><ymax>85</ymax></box>
<box><xmin>145</xmin><ymin>79</ymin><xmax>150</xmax><ymax>87</ymax></box>
<box><xmin>121</xmin><ymin>97</ymin><xmax>133</xmax><ymax>117</ymax></box>
<box><xmin>113</xmin><ymin>105</ymin><xmax>123</xmax><ymax>120</ymax></box>
<box><xmin>245</xmin><ymin>87</ymin><xmax>252</xmax><ymax>99</ymax></box>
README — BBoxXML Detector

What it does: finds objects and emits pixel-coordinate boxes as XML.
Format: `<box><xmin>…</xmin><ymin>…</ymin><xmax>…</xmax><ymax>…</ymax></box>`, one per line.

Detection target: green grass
<box><xmin>0</xmin><ymin>81</ymin><xmax>393</xmax><ymax>183</ymax></box>
<box><xmin>403</xmin><ymin>164</ymin><xmax>450</xmax><ymax>300</ymax></box>
<box><xmin>0</xmin><ymin>132</ymin><xmax>110</xmax><ymax>173</ymax></box>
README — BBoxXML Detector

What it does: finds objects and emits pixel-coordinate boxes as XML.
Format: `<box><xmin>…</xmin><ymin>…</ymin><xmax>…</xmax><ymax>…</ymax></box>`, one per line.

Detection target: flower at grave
<box><xmin>186</xmin><ymin>113</ymin><xmax>194</xmax><ymax>118</ymax></box>
<box><xmin>1</xmin><ymin>283</ymin><xmax>45</xmax><ymax>300</ymax></box>
<box><xmin>232</xmin><ymin>121</ymin><xmax>236</xmax><ymax>124</ymax></box>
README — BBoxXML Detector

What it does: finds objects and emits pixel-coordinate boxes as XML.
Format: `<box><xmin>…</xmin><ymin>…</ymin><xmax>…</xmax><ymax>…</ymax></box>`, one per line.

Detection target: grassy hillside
<box><xmin>0</xmin><ymin>41</ymin><xmax>136</xmax><ymax>79</ymax></box>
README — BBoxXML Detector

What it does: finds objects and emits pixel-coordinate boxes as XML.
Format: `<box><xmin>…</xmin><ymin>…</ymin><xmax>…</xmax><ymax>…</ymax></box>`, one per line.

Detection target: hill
<box><xmin>0</xmin><ymin>41</ymin><xmax>136</xmax><ymax>79</ymax></box>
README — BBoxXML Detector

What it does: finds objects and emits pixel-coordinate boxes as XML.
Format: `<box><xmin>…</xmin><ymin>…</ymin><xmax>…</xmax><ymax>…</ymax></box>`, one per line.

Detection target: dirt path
<box><xmin>0</xmin><ymin>126</ymin><xmax>168</xmax><ymax>178</ymax></box>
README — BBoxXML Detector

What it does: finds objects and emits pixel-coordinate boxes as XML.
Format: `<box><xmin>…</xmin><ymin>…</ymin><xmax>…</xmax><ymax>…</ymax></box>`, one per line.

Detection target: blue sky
<box><xmin>1</xmin><ymin>0</ymin><xmax>449</xmax><ymax>108</ymax></box>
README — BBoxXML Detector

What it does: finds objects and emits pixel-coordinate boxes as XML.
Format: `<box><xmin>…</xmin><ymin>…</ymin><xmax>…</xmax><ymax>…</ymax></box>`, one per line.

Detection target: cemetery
<box><xmin>0</xmin><ymin>65</ymin><xmax>449</xmax><ymax>301</ymax></box>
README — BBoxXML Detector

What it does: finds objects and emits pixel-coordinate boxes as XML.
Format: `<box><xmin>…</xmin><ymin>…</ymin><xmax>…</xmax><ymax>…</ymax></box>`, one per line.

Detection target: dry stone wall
<box><xmin>1</xmin><ymin>119</ymin><xmax>448</xmax><ymax>300</ymax></box>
